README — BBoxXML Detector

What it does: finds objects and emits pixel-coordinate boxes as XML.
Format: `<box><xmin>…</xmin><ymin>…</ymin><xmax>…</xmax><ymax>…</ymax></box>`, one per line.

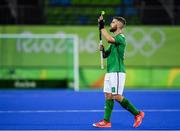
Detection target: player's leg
<box><xmin>111</xmin><ymin>73</ymin><xmax>140</xmax><ymax>116</ymax></box>
<box><xmin>93</xmin><ymin>73</ymin><xmax>113</xmax><ymax>128</ymax></box>
<box><xmin>104</xmin><ymin>93</ymin><xmax>114</xmax><ymax>122</ymax></box>
<box><xmin>114</xmin><ymin>95</ymin><xmax>144</xmax><ymax>128</ymax></box>
<box><xmin>111</xmin><ymin>72</ymin><xmax>145</xmax><ymax>128</ymax></box>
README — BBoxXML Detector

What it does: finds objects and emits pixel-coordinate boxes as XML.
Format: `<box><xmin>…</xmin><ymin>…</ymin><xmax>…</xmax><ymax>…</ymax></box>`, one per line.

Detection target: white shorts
<box><xmin>103</xmin><ymin>72</ymin><xmax>126</xmax><ymax>95</ymax></box>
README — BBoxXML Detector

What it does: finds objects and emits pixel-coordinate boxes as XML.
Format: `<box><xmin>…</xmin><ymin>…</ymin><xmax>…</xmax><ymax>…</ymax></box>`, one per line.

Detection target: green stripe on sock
<box><xmin>104</xmin><ymin>99</ymin><xmax>114</xmax><ymax>122</ymax></box>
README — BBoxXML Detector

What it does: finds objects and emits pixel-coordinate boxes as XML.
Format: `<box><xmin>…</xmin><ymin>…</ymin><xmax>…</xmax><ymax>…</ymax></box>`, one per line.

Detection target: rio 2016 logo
<box><xmin>16</xmin><ymin>32</ymin><xmax>98</xmax><ymax>54</ymax></box>
<box><xmin>16</xmin><ymin>28</ymin><xmax>166</xmax><ymax>57</ymax></box>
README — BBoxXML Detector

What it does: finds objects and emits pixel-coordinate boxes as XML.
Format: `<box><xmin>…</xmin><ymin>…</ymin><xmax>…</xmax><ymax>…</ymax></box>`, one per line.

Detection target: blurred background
<box><xmin>0</xmin><ymin>0</ymin><xmax>180</xmax><ymax>90</ymax></box>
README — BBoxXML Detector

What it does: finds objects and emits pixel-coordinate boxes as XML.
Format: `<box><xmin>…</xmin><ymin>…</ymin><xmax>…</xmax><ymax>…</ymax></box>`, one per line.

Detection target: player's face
<box><xmin>110</xmin><ymin>19</ymin><xmax>118</xmax><ymax>32</ymax></box>
<box><xmin>110</xmin><ymin>19</ymin><xmax>123</xmax><ymax>32</ymax></box>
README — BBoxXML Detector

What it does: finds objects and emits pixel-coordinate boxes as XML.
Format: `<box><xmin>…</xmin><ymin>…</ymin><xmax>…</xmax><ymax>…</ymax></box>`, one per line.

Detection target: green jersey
<box><xmin>106</xmin><ymin>34</ymin><xmax>126</xmax><ymax>73</ymax></box>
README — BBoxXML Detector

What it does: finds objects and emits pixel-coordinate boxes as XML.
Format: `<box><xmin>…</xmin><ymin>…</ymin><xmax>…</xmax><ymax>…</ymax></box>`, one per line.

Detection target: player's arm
<box><xmin>99</xmin><ymin>45</ymin><xmax>110</xmax><ymax>58</ymax></box>
<box><xmin>101</xmin><ymin>29</ymin><xmax>115</xmax><ymax>43</ymax></box>
<box><xmin>98</xmin><ymin>16</ymin><xmax>115</xmax><ymax>44</ymax></box>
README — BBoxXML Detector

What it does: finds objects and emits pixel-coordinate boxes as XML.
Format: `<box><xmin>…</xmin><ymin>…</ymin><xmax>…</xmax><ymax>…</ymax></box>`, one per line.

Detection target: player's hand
<box><xmin>99</xmin><ymin>44</ymin><xmax>104</xmax><ymax>51</ymax></box>
<box><xmin>98</xmin><ymin>15</ymin><xmax>103</xmax><ymax>22</ymax></box>
<box><xmin>98</xmin><ymin>16</ymin><xmax>105</xmax><ymax>30</ymax></box>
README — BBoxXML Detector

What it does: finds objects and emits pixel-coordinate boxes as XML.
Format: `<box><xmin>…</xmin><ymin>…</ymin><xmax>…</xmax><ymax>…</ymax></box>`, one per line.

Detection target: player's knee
<box><xmin>113</xmin><ymin>94</ymin><xmax>124</xmax><ymax>102</ymax></box>
<box><xmin>105</xmin><ymin>93</ymin><xmax>113</xmax><ymax>100</ymax></box>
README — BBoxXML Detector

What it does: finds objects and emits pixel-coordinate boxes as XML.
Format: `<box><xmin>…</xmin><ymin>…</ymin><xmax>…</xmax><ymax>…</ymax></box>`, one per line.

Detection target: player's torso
<box><xmin>107</xmin><ymin>35</ymin><xmax>126</xmax><ymax>73</ymax></box>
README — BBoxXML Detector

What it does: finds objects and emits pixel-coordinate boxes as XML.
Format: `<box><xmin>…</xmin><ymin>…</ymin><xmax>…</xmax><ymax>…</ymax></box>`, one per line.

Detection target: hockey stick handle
<box><xmin>99</xmin><ymin>40</ymin><xmax>104</xmax><ymax>69</ymax></box>
<box><xmin>99</xmin><ymin>11</ymin><xmax>105</xmax><ymax>69</ymax></box>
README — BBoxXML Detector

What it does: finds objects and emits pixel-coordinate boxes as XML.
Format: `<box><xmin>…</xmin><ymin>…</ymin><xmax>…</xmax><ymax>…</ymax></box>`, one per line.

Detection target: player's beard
<box><xmin>109</xmin><ymin>26</ymin><xmax>117</xmax><ymax>32</ymax></box>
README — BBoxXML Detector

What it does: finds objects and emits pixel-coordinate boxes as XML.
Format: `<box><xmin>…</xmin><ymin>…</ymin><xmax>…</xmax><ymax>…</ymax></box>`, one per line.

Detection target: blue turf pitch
<box><xmin>0</xmin><ymin>89</ymin><xmax>180</xmax><ymax>130</ymax></box>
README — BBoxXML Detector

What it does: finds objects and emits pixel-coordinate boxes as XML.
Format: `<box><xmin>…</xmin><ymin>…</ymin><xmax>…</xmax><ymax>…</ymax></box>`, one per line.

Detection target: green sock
<box><xmin>118</xmin><ymin>98</ymin><xmax>139</xmax><ymax>116</ymax></box>
<box><xmin>104</xmin><ymin>99</ymin><xmax>114</xmax><ymax>122</ymax></box>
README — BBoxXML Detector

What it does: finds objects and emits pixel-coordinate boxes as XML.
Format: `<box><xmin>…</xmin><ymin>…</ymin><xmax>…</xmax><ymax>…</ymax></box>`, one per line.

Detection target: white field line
<box><xmin>0</xmin><ymin>109</ymin><xmax>180</xmax><ymax>113</ymax></box>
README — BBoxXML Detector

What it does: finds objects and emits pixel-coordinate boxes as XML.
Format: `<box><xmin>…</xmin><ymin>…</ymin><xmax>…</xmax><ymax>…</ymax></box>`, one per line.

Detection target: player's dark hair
<box><xmin>113</xmin><ymin>16</ymin><xmax>126</xmax><ymax>27</ymax></box>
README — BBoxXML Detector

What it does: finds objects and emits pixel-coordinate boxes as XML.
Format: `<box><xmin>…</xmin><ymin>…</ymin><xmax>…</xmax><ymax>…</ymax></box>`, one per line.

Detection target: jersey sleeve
<box><xmin>114</xmin><ymin>34</ymin><xmax>125</xmax><ymax>45</ymax></box>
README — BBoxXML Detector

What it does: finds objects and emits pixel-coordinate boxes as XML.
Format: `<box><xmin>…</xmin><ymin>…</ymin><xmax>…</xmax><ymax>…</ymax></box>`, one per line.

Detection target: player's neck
<box><xmin>114</xmin><ymin>29</ymin><xmax>122</xmax><ymax>35</ymax></box>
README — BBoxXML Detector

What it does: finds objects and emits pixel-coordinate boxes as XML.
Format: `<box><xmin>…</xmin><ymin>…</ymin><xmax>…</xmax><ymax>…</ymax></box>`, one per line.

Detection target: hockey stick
<box><xmin>99</xmin><ymin>11</ymin><xmax>105</xmax><ymax>69</ymax></box>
